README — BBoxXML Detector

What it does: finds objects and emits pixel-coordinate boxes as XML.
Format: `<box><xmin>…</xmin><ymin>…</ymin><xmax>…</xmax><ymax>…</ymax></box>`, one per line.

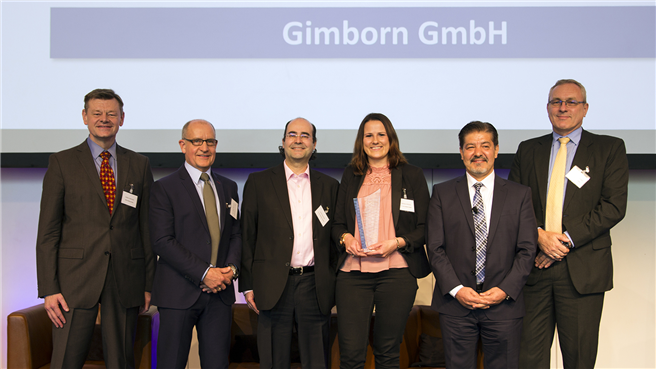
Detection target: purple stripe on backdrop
<box><xmin>50</xmin><ymin>7</ymin><xmax>655</xmax><ymax>59</ymax></box>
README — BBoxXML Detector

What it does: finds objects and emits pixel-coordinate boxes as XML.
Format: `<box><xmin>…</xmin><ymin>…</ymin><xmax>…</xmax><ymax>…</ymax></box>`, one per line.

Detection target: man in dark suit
<box><xmin>426</xmin><ymin>121</ymin><xmax>537</xmax><ymax>369</ymax></box>
<box><xmin>149</xmin><ymin>119</ymin><xmax>241</xmax><ymax>368</ymax></box>
<box><xmin>36</xmin><ymin>89</ymin><xmax>156</xmax><ymax>368</ymax></box>
<box><xmin>509</xmin><ymin>79</ymin><xmax>629</xmax><ymax>368</ymax></box>
<box><xmin>240</xmin><ymin>117</ymin><xmax>339</xmax><ymax>368</ymax></box>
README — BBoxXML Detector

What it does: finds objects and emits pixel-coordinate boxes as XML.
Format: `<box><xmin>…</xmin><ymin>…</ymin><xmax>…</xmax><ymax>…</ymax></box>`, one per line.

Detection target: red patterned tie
<box><xmin>100</xmin><ymin>151</ymin><xmax>116</xmax><ymax>215</ymax></box>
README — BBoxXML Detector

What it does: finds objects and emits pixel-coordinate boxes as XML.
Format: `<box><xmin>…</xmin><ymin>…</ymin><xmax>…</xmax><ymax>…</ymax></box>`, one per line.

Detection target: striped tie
<box><xmin>473</xmin><ymin>182</ymin><xmax>487</xmax><ymax>284</ymax></box>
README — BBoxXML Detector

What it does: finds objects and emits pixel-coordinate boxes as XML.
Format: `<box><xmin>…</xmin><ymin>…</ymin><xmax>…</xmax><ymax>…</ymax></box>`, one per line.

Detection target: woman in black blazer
<box><xmin>332</xmin><ymin>113</ymin><xmax>431</xmax><ymax>369</ymax></box>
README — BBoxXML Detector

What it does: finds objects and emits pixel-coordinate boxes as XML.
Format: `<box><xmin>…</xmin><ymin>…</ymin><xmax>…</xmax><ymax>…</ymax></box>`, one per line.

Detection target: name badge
<box><xmin>121</xmin><ymin>191</ymin><xmax>138</xmax><ymax>208</ymax></box>
<box><xmin>400</xmin><ymin>198</ymin><xmax>415</xmax><ymax>213</ymax></box>
<box><xmin>229</xmin><ymin>198</ymin><xmax>239</xmax><ymax>219</ymax></box>
<box><xmin>315</xmin><ymin>205</ymin><xmax>329</xmax><ymax>227</ymax></box>
<box><xmin>566</xmin><ymin>165</ymin><xmax>590</xmax><ymax>189</ymax></box>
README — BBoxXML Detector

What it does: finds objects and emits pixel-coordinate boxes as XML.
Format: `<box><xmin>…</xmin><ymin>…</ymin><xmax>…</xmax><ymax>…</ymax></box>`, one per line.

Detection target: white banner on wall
<box><xmin>1</xmin><ymin>1</ymin><xmax>654</xmax><ymax>154</ymax></box>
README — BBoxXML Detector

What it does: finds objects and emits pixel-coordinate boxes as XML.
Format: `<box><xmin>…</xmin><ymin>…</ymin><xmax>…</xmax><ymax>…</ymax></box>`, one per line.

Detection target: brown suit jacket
<box><xmin>36</xmin><ymin>140</ymin><xmax>155</xmax><ymax>308</ymax></box>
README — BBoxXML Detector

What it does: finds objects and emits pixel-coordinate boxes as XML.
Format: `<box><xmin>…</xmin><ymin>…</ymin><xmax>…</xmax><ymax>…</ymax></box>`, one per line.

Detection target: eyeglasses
<box><xmin>183</xmin><ymin>138</ymin><xmax>218</xmax><ymax>147</ymax></box>
<box><xmin>548</xmin><ymin>99</ymin><xmax>586</xmax><ymax>107</ymax></box>
<box><xmin>286</xmin><ymin>132</ymin><xmax>312</xmax><ymax>140</ymax></box>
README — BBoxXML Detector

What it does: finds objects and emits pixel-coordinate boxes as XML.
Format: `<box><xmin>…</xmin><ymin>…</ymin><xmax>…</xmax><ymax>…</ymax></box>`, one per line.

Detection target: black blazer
<box><xmin>240</xmin><ymin>163</ymin><xmax>339</xmax><ymax>315</ymax></box>
<box><xmin>427</xmin><ymin>174</ymin><xmax>537</xmax><ymax>319</ymax></box>
<box><xmin>331</xmin><ymin>163</ymin><xmax>431</xmax><ymax>279</ymax></box>
<box><xmin>508</xmin><ymin>129</ymin><xmax>629</xmax><ymax>294</ymax></box>
<box><xmin>149</xmin><ymin>166</ymin><xmax>242</xmax><ymax>309</ymax></box>
<box><xmin>36</xmin><ymin>141</ymin><xmax>155</xmax><ymax>309</ymax></box>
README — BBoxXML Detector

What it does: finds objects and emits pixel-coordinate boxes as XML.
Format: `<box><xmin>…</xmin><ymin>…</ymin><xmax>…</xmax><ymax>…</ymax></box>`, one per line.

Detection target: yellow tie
<box><xmin>545</xmin><ymin>137</ymin><xmax>570</xmax><ymax>233</ymax></box>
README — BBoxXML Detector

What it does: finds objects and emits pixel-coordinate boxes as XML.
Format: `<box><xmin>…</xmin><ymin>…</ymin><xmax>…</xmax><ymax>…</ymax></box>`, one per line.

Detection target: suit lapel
<box><xmin>271</xmin><ymin>164</ymin><xmax>294</xmax><ymax>231</ymax></box>
<box><xmin>487</xmin><ymin>175</ymin><xmax>506</xmax><ymax>246</ymax></box>
<box><xmin>391</xmin><ymin>166</ymin><xmax>402</xmax><ymax>228</ymax></box>
<box><xmin>349</xmin><ymin>171</ymin><xmax>366</xmax><ymax>226</ymax></box>
<box><xmin>212</xmin><ymin>172</ymin><xmax>228</xmax><ymax>234</ymax></box>
<box><xmin>178</xmin><ymin>166</ymin><xmax>210</xmax><ymax>233</ymax></box>
<box><xmin>563</xmin><ymin>129</ymin><xmax>592</xmax><ymax>212</ymax></box>
<box><xmin>310</xmin><ymin>169</ymin><xmax>322</xmax><ymax>238</ymax></box>
<box><xmin>455</xmin><ymin>176</ymin><xmax>476</xmax><ymax>236</ymax></box>
<box><xmin>534</xmin><ymin>134</ymin><xmax>552</xmax><ymax>211</ymax></box>
<box><xmin>114</xmin><ymin>145</ymin><xmax>130</xmax><ymax>217</ymax></box>
<box><xmin>75</xmin><ymin>142</ymin><xmax>109</xmax><ymax>214</ymax></box>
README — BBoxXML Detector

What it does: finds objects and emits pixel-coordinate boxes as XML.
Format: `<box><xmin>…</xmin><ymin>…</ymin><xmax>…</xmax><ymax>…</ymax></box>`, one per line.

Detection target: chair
<box><xmin>7</xmin><ymin>303</ymin><xmax>158</xmax><ymax>369</ymax></box>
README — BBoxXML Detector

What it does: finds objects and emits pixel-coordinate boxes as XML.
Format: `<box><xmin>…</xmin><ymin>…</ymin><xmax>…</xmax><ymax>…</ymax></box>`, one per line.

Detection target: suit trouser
<box><xmin>440</xmin><ymin>309</ymin><xmax>522</xmax><ymax>369</ymax></box>
<box><xmin>157</xmin><ymin>292</ymin><xmax>233</xmax><ymax>369</ymax></box>
<box><xmin>51</xmin><ymin>260</ymin><xmax>138</xmax><ymax>369</ymax></box>
<box><xmin>335</xmin><ymin>268</ymin><xmax>417</xmax><ymax>369</ymax></box>
<box><xmin>519</xmin><ymin>259</ymin><xmax>605</xmax><ymax>369</ymax></box>
<box><xmin>258</xmin><ymin>270</ymin><xmax>330</xmax><ymax>369</ymax></box>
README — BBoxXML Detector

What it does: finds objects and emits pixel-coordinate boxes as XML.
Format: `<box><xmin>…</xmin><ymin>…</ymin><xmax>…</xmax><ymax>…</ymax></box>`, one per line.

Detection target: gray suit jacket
<box><xmin>36</xmin><ymin>141</ymin><xmax>156</xmax><ymax>308</ymax></box>
<box><xmin>508</xmin><ymin>129</ymin><xmax>629</xmax><ymax>294</ymax></box>
<box><xmin>427</xmin><ymin>174</ymin><xmax>537</xmax><ymax>319</ymax></box>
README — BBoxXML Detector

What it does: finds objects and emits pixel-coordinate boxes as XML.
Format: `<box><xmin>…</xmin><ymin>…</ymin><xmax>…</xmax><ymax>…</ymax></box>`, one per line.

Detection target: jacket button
<box><xmin>285</xmin><ymin>262</ymin><xmax>290</xmax><ymax>267</ymax></box>
<box><xmin>471</xmin><ymin>247</ymin><xmax>475</xmax><ymax>252</ymax></box>
<box><xmin>109</xmin><ymin>226</ymin><xmax>113</xmax><ymax>230</ymax></box>
<box><xmin>105</xmin><ymin>251</ymin><xmax>110</xmax><ymax>256</ymax></box>
<box><xmin>470</xmin><ymin>270</ymin><xmax>475</xmax><ymax>275</ymax></box>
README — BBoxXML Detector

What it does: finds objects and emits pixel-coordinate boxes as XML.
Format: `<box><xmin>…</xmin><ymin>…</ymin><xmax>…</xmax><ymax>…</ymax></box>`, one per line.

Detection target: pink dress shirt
<box><xmin>284</xmin><ymin>161</ymin><xmax>315</xmax><ymax>267</ymax></box>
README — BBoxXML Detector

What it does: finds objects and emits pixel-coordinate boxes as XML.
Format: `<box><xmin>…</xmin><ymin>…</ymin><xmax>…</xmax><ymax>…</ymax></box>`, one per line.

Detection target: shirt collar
<box><xmin>552</xmin><ymin>126</ymin><xmax>582</xmax><ymax>146</ymax></box>
<box><xmin>466</xmin><ymin>170</ymin><xmax>495</xmax><ymax>189</ymax></box>
<box><xmin>283</xmin><ymin>160</ymin><xmax>309</xmax><ymax>181</ymax></box>
<box><xmin>87</xmin><ymin>136</ymin><xmax>117</xmax><ymax>160</ymax></box>
<box><xmin>184</xmin><ymin>161</ymin><xmax>212</xmax><ymax>184</ymax></box>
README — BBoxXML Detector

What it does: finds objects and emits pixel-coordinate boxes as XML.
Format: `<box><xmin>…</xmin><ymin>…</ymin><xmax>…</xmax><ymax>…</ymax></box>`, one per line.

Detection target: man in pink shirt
<box><xmin>240</xmin><ymin>118</ymin><xmax>339</xmax><ymax>368</ymax></box>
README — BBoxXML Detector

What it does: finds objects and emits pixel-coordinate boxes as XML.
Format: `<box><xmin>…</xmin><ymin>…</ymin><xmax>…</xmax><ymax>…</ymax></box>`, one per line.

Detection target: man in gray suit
<box><xmin>36</xmin><ymin>89</ymin><xmax>155</xmax><ymax>369</ymax></box>
<box><xmin>427</xmin><ymin>121</ymin><xmax>537</xmax><ymax>369</ymax></box>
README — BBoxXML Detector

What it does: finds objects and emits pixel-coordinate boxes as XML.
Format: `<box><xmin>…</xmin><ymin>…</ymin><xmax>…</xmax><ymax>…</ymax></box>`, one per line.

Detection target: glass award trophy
<box><xmin>353</xmin><ymin>189</ymin><xmax>381</xmax><ymax>252</ymax></box>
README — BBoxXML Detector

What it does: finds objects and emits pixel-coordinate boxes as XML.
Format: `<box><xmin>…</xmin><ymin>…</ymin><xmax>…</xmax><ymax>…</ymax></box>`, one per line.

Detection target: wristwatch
<box><xmin>227</xmin><ymin>264</ymin><xmax>239</xmax><ymax>280</ymax></box>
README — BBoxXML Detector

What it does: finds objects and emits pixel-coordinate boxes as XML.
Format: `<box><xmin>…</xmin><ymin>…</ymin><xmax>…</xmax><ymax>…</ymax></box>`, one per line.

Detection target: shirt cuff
<box><xmin>449</xmin><ymin>284</ymin><xmax>464</xmax><ymax>298</ymax></box>
<box><xmin>538</xmin><ymin>227</ymin><xmax>575</xmax><ymax>248</ymax></box>
<box><xmin>200</xmin><ymin>265</ymin><xmax>212</xmax><ymax>284</ymax></box>
<box><xmin>564</xmin><ymin>231</ymin><xmax>575</xmax><ymax>248</ymax></box>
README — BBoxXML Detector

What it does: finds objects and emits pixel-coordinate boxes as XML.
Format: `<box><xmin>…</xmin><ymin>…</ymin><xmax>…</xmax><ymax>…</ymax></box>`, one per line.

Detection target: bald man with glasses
<box><xmin>240</xmin><ymin>118</ymin><xmax>339</xmax><ymax>368</ymax></box>
<box><xmin>149</xmin><ymin>119</ymin><xmax>242</xmax><ymax>368</ymax></box>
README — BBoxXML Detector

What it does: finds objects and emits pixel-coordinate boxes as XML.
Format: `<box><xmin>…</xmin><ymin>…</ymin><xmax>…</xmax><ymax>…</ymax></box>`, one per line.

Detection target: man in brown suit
<box><xmin>36</xmin><ymin>89</ymin><xmax>156</xmax><ymax>369</ymax></box>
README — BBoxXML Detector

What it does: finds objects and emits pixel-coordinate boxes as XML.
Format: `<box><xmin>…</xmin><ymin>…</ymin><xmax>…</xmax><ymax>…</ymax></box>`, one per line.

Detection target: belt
<box><xmin>289</xmin><ymin>266</ymin><xmax>314</xmax><ymax>275</ymax></box>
